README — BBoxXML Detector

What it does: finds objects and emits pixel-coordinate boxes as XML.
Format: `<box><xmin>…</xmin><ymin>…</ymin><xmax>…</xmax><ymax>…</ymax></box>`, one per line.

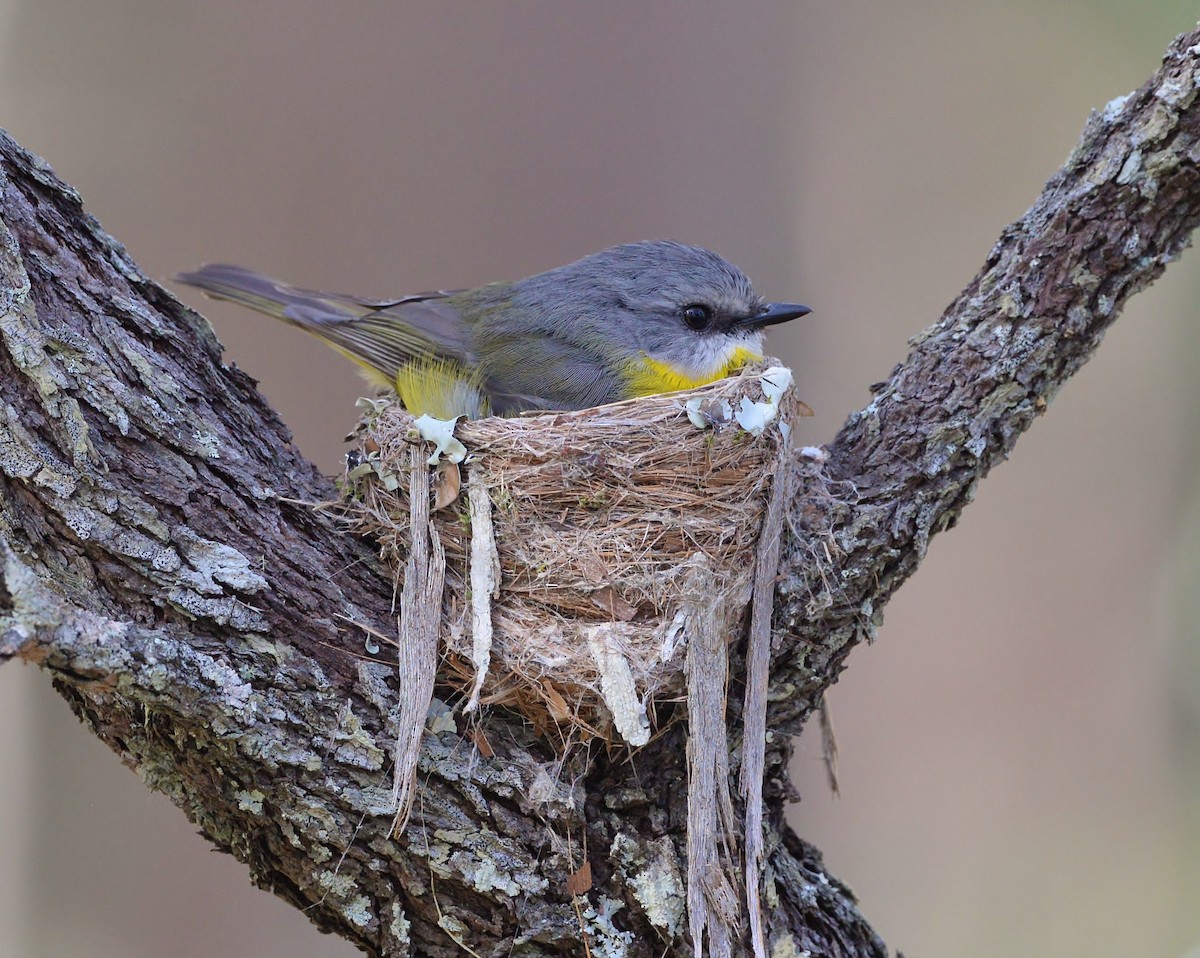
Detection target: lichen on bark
<box><xmin>4</xmin><ymin>24</ymin><xmax>1200</xmax><ymax>958</ymax></box>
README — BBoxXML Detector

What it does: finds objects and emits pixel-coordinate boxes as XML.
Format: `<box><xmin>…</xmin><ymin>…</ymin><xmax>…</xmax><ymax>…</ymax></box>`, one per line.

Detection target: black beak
<box><xmin>743</xmin><ymin>302</ymin><xmax>812</xmax><ymax>328</ymax></box>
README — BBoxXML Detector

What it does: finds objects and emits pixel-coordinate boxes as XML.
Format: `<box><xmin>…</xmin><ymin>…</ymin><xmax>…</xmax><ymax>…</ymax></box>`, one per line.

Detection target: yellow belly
<box><xmin>622</xmin><ymin>346</ymin><xmax>762</xmax><ymax>398</ymax></box>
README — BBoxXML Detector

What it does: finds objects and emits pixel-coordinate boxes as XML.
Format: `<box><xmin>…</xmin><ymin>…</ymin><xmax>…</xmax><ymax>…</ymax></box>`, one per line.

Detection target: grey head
<box><xmin>506</xmin><ymin>241</ymin><xmax>810</xmax><ymax>375</ymax></box>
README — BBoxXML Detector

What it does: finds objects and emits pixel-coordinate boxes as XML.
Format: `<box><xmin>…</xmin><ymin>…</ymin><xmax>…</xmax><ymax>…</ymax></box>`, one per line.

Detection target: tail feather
<box><xmin>174</xmin><ymin>264</ymin><xmax>477</xmax><ymax>386</ymax></box>
<box><xmin>175</xmin><ymin>264</ymin><xmax>326</xmax><ymax>322</ymax></box>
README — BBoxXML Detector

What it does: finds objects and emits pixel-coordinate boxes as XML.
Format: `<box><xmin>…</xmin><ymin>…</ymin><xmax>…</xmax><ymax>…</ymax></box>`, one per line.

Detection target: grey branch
<box><xmin>3</xmin><ymin>25</ymin><xmax>1200</xmax><ymax>958</ymax></box>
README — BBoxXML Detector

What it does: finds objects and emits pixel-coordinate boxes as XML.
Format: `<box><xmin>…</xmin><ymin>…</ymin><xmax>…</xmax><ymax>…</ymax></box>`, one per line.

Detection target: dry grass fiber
<box><xmin>344</xmin><ymin>363</ymin><xmax>806</xmax><ymax>744</ymax></box>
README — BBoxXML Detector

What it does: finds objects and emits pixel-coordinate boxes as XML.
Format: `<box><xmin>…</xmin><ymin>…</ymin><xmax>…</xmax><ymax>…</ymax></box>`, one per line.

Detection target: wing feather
<box><xmin>174</xmin><ymin>265</ymin><xmax>475</xmax><ymax>383</ymax></box>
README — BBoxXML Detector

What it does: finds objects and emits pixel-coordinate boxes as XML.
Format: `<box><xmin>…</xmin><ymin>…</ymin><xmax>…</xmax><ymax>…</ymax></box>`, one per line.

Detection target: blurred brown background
<box><xmin>2</xmin><ymin>2</ymin><xmax>1198</xmax><ymax>956</ymax></box>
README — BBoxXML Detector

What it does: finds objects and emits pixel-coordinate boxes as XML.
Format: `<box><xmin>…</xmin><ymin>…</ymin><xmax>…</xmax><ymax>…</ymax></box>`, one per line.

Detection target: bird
<box><xmin>176</xmin><ymin>241</ymin><xmax>810</xmax><ymax>420</ymax></box>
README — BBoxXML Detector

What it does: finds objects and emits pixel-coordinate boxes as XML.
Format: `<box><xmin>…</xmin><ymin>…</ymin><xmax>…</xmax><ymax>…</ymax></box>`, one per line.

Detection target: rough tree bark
<box><xmin>4</xmin><ymin>26</ymin><xmax>1200</xmax><ymax>958</ymax></box>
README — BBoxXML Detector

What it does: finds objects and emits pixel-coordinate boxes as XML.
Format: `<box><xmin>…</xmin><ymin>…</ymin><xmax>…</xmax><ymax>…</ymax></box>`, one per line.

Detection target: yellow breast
<box><xmin>391</xmin><ymin>357</ymin><xmax>489</xmax><ymax>419</ymax></box>
<box><xmin>622</xmin><ymin>345</ymin><xmax>762</xmax><ymax>399</ymax></box>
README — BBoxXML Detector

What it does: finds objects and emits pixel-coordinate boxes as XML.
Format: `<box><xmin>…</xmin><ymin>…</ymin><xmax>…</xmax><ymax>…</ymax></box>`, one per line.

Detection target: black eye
<box><xmin>682</xmin><ymin>303</ymin><xmax>714</xmax><ymax>331</ymax></box>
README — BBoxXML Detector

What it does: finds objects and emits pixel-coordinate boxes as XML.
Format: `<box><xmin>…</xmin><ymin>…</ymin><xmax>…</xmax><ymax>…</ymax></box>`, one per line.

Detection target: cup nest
<box><xmin>342</xmin><ymin>362</ymin><xmax>807</xmax><ymax>744</ymax></box>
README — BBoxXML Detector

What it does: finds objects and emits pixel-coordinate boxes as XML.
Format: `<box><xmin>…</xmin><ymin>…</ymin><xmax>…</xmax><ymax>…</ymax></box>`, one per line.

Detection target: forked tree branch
<box><xmin>3</xmin><ymin>26</ymin><xmax>1200</xmax><ymax>958</ymax></box>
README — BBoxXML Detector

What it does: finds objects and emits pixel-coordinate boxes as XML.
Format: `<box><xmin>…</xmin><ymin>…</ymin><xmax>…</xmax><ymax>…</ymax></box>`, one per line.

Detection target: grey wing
<box><xmin>175</xmin><ymin>264</ymin><xmax>476</xmax><ymax>380</ymax></box>
<box><xmin>310</xmin><ymin>297</ymin><xmax>478</xmax><ymax>378</ymax></box>
<box><xmin>483</xmin><ymin>339</ymin><xmax>622</xmax><ymax>414</ymax></box>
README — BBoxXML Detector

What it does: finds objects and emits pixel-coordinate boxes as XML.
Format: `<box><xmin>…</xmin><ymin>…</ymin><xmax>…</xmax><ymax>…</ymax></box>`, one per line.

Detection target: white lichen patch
<box><xmin>581</xmin><ymin>896</ymin><xmax>636</xmax><ymax>958</ymax></box>
<box><xmin>610</xmin><ymin>834</ymin><xmax>685</xmax><ymax>937</ymax></box>
<box><xmin>387</xmin><ymin>902</ymin><xmax>411</xmax><ymax>949</ymax></box>
<box><xmin>331</xmin><ymin>739</ymin><xmax>383</xmax><ymax>770</ymax></box>
<box><xmin>466</xmin><ymin>857</ymin><xmax>521</xmax><ymax>896</ymax></box>
<box><xmin>356</xmin><ymin>785</ymin><xmax>398</xmax><ymax>817</ymax></box>
<box><xmin>173</xmin><ymin>530</ymin><xmax>268</xmax><ymax>595</ymax></box>
<box><xmin>412</xmin><ymin>414</ymin><xmax>467</xmax><ymax>464</ymax></box>
<box><xmin>59</xmin><ymin>501</ymin><xmax>106</xmax><ymax>541</ymax></box>
<box><xmin>735</xmin><ymin>365</ymin><xmax>794</xmax><ymax>436</ymax></box>
<box><xmin>316</xmin><ymin>869</ymin><xmax>358</xmax><ymax>898</ymax></box>
<box><xmin>139</xmin><ymin>663</ymin><xmax>173</xmax><ymax>692</ymax></box>
<box><xmin>243</xmin><ymin>633</ymin><xmax>286</xmax><ymax>664</ymax></box>
<box><xmin>190</xmin><ymin>429</ymin><xmax>221</xmax><ymax>459</ymax></box>
<box><xmin>341</xmin><ymin>896</ymin><xmax>373</xmax><ymax>928</ymax></box>
<box><xmin>235</xmin><ymin>789</ymin><xmax>265</xmax><ymax>814</ymax></box>
<box><xmin>331</xmin><ymin>705</ymin><xmax>385</xmax><ymax>771</ymax></box>
<box><xmin>437</xmin><ymin>914</ymin><xmax>471</xmax><ymax>942</ymax></box>
<box><xmin>427</xmin><ymin>829</ymin><xmax>548</xmax><ymax>899</ymax></box>
<box><xmin>30</xmin><ymin>462</ymin><xmax>77</xmax><ymax>496</ymax></box>
<box><xmin>1155</xmin><ymin>72</ymin><xmax>1193</xmax><ymax>107</ymax></box>
<box><xmin>196</xmin><ymin>654</ymin><xmax>253</xmax><ymax>708</ymax></box>
<box><xmin>1116</xmin><ymin>149</ymin><xmax>1143</xmax><ymax>184</ymax></box>
<box><xmin>422</xmin><ymin>837</ymin><xmax>457</xmax><ymax>879</ymax></box>
<box><xmin>0</xmin><ymin>417</ymin><xmax>44</xmax><ymax>479</ymax></box>
<box><xmin>114</xmin><ymin>528</ymin><xmax>178</xmax><ymax>569</ymax></box>
<box><xmin>167</xmin><ymin>587</ymin><xmax>269</xmax><ymax>631</ymax></box>
<box><xmin>56</xmin><ymin>395</ymin><xmax>96</xmax><ymax>466</ymax></box>
<box><xmin>1101</xmin><ymin>92</ymin><xmax>1132</xmax><ymax>122</ymax></box>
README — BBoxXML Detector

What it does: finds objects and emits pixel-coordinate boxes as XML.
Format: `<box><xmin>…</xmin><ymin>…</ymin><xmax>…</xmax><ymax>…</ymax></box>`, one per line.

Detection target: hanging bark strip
<box><xmin>391</xmin><ymin>446</ymin><xmax>444</xmax><ymax>837</ymax></box>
